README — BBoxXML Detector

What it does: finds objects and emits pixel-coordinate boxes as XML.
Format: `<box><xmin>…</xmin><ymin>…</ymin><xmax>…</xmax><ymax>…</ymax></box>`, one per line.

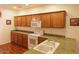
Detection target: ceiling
<box><xmin>0</xmin><ymin>4</ymin><xmax>49</xmax><ymax>11</ymax></box>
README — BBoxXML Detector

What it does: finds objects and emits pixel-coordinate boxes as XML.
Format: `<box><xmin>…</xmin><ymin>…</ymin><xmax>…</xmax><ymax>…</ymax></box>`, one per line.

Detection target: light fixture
<box><xmin>13</xmin><ymin>6</ymin><xmax>17</xmax><ymax>9</ymax></box>
<box><xmin>25</xmin><ymin>4</ymin><xmax>29</xmax><ymax>6</ymax></box>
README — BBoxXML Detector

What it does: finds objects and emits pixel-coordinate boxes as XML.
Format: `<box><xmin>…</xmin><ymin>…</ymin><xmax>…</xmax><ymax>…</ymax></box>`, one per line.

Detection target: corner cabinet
<box><xmin>50</xmin><ymin>11</ymin><xmax>66</xmax><ymax>28</ymax></box>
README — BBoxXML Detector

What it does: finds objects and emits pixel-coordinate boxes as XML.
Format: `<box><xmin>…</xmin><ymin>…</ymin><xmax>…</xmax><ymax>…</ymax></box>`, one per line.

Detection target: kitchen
<box><xmin>0</xmin><ymin>4</ymin><xmax>79</xmax><ymax>54</ymax></box>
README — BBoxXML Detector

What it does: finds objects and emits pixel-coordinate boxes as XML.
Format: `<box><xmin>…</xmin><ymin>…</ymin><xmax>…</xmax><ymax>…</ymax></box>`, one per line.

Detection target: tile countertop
<box><xmin>11</xmin><ymin>30</ymin><xmax>77</xmax><ymax>54</ymax></box>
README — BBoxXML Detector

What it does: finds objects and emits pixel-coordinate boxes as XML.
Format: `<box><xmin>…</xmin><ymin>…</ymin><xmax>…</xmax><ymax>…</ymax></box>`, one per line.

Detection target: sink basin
<box><xmin>33</xmin><ymin>40</ymin><xmax>60</xmax><ymax>54</ymax></box>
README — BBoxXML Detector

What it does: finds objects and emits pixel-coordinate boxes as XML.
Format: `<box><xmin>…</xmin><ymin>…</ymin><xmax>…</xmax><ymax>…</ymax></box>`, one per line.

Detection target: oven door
<box><xmin>28</xmin><ymin>35</ymin><xmax>38</xmax><ymax>49</ymax></box>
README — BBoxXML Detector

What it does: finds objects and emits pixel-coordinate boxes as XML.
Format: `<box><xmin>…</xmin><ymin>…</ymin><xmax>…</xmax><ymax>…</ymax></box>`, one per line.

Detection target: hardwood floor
<box><xmin>0</xmin><ymin>43</ymin><xmax>28</xmax><ymax>54</ymax></box>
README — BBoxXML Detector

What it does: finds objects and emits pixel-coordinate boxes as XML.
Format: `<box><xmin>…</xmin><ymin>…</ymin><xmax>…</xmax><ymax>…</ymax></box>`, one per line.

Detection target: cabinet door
<box><xmin>17</xmin><ymin>33</ymin><xmax>23</xmax><ymax>46</ymax></box>
<box><xmin>22</xmin><ymin>34</ymin><xmax>28</xmax><ymax>49</ymax></box>
<box><xmin>11</xmin><ymin>32</ymin><xmax>15</xmax><ymax>43</ymax></box>
<box><xmin>38</xmin><ymin>37</ymin><xmax>46</xmax><ymax>44</ymax></box>
<box><xmin>21</xmin><ymin>16</ymin><xmax>27</xmax><ymax>26</ymax></box>
<box><xmin>40</xmin><ymin>14</ymin><xmax>51</xmax><ymax>28</ymax></box>
<box><xmin>27</xmin><ymin>15</ymin><xmax>32</xmax><ymax>27</ymax></box>
<box><xmin>14</xmin><ymin>16</ymin><xmax>18</xmax><ymax>26</ymax></box>
<box><xmin>11</xmin><ymin>32</ymin><xmax>17</xmax><ymax>44</ymax></box>
<box><xmin>14</xmin><ymin>33</ymin><xmax>18</xmax><ymax>44</ymax></box>
<box><xmin>17</xmin><ymin>16</ymin><xmax>22</xmax><ymax>26</ymax></box>
<box><xmin>50</xmin><ymin>12</ymin><xmax>66</xmax><ymax>28</ymax></box>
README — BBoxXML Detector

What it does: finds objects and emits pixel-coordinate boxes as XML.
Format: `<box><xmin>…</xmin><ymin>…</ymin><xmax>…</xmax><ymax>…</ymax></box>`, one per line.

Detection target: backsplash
<box><xmin>15</xmin><ymin>27</ymin><xmax>66</xmax><ymax>36</ymax></box>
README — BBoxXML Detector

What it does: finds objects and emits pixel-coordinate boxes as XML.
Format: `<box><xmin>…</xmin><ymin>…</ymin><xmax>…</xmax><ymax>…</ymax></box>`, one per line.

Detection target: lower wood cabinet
<box><xmin>11</xmin><ymin>32</ymin><xmax>18</xmax><ymax>44</ymax></box>
<box><xmin>22</xmin><ymin>34</ymin><xmax>28</xmax><ymax>49</ymax></box>
<box><xmin>11</xmin><ymin>31</ymin><xmax>46</xmax><ymax>49</ymax></box>
<box><xmin>38</xmin><ymin>37</ymin><xmax>46</xmax><ymax>44</ymax></box>
<box><xmin>17</xmin><ymin>33</ymin><xmax>23</xmax><ymax>46</ymax></box>
<box><xmin>11</xmin><ymin>32</ymin><xmax>28</xmax><ymax>49</ymax></box>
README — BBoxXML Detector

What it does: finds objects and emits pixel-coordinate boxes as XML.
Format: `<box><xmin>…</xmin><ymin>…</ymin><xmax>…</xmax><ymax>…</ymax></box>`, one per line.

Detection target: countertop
<box><xmin>11</xmin><ymin>30</ymin><xmax>77</xmax><ymax>54</ymax></box>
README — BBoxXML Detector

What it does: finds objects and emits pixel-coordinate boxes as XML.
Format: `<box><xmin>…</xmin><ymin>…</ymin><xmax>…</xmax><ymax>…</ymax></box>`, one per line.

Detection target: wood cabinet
<box><xmin>50</xmin><ymin>11</ymin><xmax>66</xmax><ymax>28</ymax></box>
<box><xmin>11</xmin><ymin>32</ymin><xmax>18</xmax><ymax>44</ymax></box>
<box><xmin>14</xmin><ymin>11</ymin><xmax>66</xmax><ymax>28</ymax></box>
<box><xmin>26</xmin><ymin>15</ymin><xmax>32</xmax><ymax>27</ymax></box>
<box><xmin>17</xmin><ymin>16</ymin><xmax>22</xmax><ymax>26</ymax></box>
<box><xmin>40</xmin><ymin>14</ymin><xmax>51</xmax><ymax>28</ymax></box>
<box><xmin>14</xmin><ymin>16</ymin><xmax>22</xmax><ymax>26</ymax></box>
<box><xmin>38</xmin><ymin>37</ymin><xmax>46</xmax><ymax>44</ymax></box>
<box><xmin>22</xmin><ymin>34</ymin><xmax>28</xmax><ymax>48</ymax></box>
<box><xmin>11</xmin><ymin>31</ymin><xmax>28</xmax><ymax>49</ymax></box>
<box><xmin>14</xmin><ymin>16</ymin><xmax>27</xmax><ymax>27</ymax></box>
<box><xmin>17</xmin><ymin>33</ymin><xmax>23</xmax><ymax>46</ymax></box>
<box><xmin>21</xmin><ymin>16</ymin><xmax>27</xmax><ymax>26</ymax></box>
<box><xmin>31</xmin><ymin>14</ymin><xmax>51</xmax><ymax>28</ymax></box>
<box><xmin>11</xmin><ymin>31</ymin><xmax>47</xmax><ymax>49</ymax></box>
<box><xmin>14</xmin><ymin>16</ymin><xmax>18</xmax><ymax>26</ymax></box>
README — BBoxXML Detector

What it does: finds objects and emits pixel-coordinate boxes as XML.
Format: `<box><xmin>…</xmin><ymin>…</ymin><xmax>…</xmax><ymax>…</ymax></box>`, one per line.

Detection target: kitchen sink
<box><xmin>33</xmin><ymin>40</ymin><xmax>60</xmax><ymax>54</ymax></box>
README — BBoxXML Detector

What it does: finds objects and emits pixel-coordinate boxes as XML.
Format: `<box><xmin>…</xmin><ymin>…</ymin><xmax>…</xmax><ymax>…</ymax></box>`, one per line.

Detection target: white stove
<box><xmin>28</xmin><ymin>33</ymin><xmax>41</xmax><ymax>49</ymax></box>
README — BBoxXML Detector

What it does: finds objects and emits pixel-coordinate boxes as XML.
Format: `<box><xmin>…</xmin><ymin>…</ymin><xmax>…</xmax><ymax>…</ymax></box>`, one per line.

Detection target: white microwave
<box><xmin>31</xmin><ymin>18</ymin><xmax>41</xmax><ymax>27</ymax></box>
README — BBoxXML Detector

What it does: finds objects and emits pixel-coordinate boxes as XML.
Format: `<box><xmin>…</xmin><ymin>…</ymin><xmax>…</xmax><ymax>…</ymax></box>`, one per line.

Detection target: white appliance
<box><xmin>31</xmin><ymin>18</ymin><xmax>41</xmax><ymax>27</ymax></box>
<box><xmin>28</xmin><ymin>34</ymin><xmax>41</xmax><ymax>49</ymax></box>
<box><xmin>28</xmin><ymin>18</ymin><xmax>44</xmax><ymax>49</ymax></box>
<box><xmin>28</xmin><ymin>29</ymin><xmax>44</xmax><ymax>49</ymax></box>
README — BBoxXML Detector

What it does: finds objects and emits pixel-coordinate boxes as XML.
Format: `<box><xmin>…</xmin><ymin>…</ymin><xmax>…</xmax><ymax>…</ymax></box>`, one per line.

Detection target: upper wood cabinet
<box><xmin>14</xmin><ymin>16</ymin><xmax>18</xmax><ymax>26</ymax></box>
<box><xmin>21</xmin><ymin>16</ymin><xmax>27</xmax><ymax>26</ymax></box>
<box><xmin>40</xmin><ymin>13</ymin><xmax>51</xmax><ymax>28</ymax></box>
<box><xmin>14</xmin><ymin>11</ymin><xmax>66</xmax><ymax>28</ymax></box>
<box><xmin>31</xmin><ymin>14</ymin><xmax>51</xmax><ymax>28</ymax></box>
<box><xmin>26</xmin><ymin>15</ymin><xmax>32</xmax><ymax>27</ymax></box>
<box><xmin>17</xmin><ymin>16</ymin><xmax>22</xmax><ymax>26</ymax></box>
<box><xmin>50</xmin><ymin>11</ymin><xmax>66</xmax><ymax>28</ymax></box>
